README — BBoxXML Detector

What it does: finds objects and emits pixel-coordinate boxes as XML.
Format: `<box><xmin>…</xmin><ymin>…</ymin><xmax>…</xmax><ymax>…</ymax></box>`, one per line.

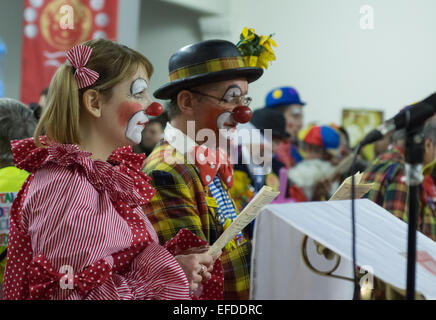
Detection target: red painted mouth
<box><xmin>223</xmin><ymin>122</ymin><xmax>237</xmax><ymax>128</ymax></box>
<box><xmin>137</xmin><ymin>120</ymin><xmax>149</xmax><ymax>128</ymax></box>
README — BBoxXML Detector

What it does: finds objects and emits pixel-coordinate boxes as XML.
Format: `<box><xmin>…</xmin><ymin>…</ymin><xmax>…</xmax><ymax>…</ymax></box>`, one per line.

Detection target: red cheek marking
<box><xmin>117</xmin><ymin>101</ymin><xmax>144</xmax><ymax>127</ymax></box>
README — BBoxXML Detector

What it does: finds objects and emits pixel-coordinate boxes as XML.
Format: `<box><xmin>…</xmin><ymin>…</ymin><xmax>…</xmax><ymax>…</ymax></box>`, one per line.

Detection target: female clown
<box><xmin>2</xmin><ymin>39</ymin><xmax>221</xmax><ymax>300</ymax></box>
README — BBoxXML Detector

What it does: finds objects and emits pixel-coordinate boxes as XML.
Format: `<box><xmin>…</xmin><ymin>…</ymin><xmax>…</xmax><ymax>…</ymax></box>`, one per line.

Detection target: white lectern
<box><xmin>250</xmin><ymin>199</ymin><xmax>436</xmax><ymax>300</ymax></box>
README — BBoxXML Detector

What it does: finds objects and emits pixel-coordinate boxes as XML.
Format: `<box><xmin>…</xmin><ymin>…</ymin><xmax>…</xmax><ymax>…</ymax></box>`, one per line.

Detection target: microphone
<box><xmin>360</xmin><ymin>93</ymin><xmax>436</xmax><ymax>147</ymax></box>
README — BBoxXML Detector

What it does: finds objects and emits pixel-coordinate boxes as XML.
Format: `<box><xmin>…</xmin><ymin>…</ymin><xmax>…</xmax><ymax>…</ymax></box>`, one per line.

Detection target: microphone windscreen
<box><xmin>360</xmin><ymin>129</ymin><xmax>383</xmax><ymax>147</ymax></box>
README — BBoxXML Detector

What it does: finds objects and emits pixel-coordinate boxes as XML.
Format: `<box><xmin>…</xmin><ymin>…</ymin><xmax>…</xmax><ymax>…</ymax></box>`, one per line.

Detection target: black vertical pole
<box><xmin>350</xmin><ymin>146</ymin><xmax>361</xmax><ymax>300</ymax></box>
<box><xmin>405</xmin><ymin>123</ymin><xmax>424</xmax><ymax>300</ymax></box>
<box><xmin>406</xmin><ymin>184</ymin><xmax>419</xmax><ymax>299</ymax></box>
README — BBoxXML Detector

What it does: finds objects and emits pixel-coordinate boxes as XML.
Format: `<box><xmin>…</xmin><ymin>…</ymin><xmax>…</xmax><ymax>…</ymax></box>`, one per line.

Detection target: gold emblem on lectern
<box><xmin>40</xmin><ymin>0</ymin><xmax>92</xmax><ymax>51</ymax></box>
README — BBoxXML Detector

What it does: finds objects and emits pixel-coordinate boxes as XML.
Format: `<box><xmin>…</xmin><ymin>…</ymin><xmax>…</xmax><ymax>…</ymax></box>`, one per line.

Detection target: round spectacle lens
<box><xmin>227</xmin><ymin>96</ymin><xmax>252</xmax><ymax>107</ymax></box>
<box><xmin>243</xmin><ymin>97</ymin><xmax>252</xmax><ymax>107</ymax></box>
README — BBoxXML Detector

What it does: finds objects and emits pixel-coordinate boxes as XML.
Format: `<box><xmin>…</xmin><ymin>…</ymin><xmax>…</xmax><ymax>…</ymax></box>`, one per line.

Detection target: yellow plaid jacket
<box><xmin>142</xmin><ymin>140</ymin><xmax>251</xmax><ymax>300</ymax></box>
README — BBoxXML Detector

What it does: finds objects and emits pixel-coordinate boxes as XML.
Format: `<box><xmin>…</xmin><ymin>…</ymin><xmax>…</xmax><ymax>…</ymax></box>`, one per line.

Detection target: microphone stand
<box><xmin>351</xmin><ymin>121</ymin><xmax>424</xmax><ymax>301</ymax></box>
<box><xmin>404</xmin><ymin>123</ymin><xmax>424</xmax><ymax>300</ymax></box>
<box><xmin>355</xmin><ymin>96</ymin><xmax>436</xmax><ymax>299</ymax></box>
<box><xmin>349</xmin><ymin>145</ymin><xmax>362</xmax><ymax>300</ymax></box>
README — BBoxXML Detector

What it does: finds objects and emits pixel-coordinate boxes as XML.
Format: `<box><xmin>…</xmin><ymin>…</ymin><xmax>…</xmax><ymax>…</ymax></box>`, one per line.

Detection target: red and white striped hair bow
<box><xmin>66</xmin><ymin>44</ymin><xmax>100</xmax><ymax>89</ymax></box>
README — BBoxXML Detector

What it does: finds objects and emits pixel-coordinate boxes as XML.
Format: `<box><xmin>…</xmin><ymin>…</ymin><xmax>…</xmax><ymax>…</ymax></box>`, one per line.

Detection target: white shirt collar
<box><xmin>164</xmin><ymin>122</ymin><xmax>197</xmax><ymax>156</ymax></box>
<box><xmin>164</xmin><ymin>122</ymin><xmax>226</xmax><ymax>171</ymax></box>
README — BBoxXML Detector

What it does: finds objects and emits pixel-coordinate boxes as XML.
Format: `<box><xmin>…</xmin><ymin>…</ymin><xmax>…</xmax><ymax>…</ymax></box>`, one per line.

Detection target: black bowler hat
<box><xmin>251</xmin><ymin>108</ymin><xmax>290</xmax><ymax>140</ymax></box>
<box><xmin>154</xmin><ymin>39</ymin><xmax>264</xmax><ymax>100</ymax></box>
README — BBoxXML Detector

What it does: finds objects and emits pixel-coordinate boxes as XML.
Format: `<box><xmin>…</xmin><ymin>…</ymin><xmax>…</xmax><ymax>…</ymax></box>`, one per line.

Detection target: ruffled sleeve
<box><xmin>165</xmin><ymin>229</ymin><xmax>224</xmax><ymax>300</ymax></box>
<box><xmin>11</xmin><ymin>138</ymin><xmax>51</xmax><ymax>172</ymax></box>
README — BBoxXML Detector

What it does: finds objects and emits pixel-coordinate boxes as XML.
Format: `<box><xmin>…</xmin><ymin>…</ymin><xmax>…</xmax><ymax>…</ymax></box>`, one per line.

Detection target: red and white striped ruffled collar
<box><xmin>11</xmin><ymin>137</ymin><xmax>155</xmax><ymax>207</ymax></box>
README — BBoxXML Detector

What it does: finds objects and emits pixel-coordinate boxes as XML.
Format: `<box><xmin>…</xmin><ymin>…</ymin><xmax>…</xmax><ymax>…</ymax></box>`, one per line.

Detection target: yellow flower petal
<box><xmin>242</xmin><ymin>27</ymin><xmax>249</xmax><ymax>38</ymax></box>
<box><xmin>257</xmin><ymin>58</ymin><xmax>268</xmax><ymax>69</ymax></box>
<box><xmin>259</xmin><ymin>35</ymin><xmax>268</xmax><ymax>46</ymax></box>
<box><xmin>263</xmin><ymin>42</ymin><xmax>274</xmax><ymax>53</ymax></box>
<box><xmin>268</xmin><ymin>38</ymin><xmax>278</xmax><ymax>47</ymax></box>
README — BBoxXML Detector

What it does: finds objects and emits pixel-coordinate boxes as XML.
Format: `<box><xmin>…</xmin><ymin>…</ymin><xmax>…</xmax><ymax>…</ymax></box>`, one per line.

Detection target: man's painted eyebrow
<box><xmin>130</xmin><ymin>78</ymin><xmax>148</xmax><ymax>95</ymax></box>
<box><xmin>222</xmin><ymin>84</ymin><xmax>244</xmax><ymax>95</ymax></box>
<box><xmin>226</xmin><ymin>85</ymin><xmax>242</xmax><ymax>91</ymax></box>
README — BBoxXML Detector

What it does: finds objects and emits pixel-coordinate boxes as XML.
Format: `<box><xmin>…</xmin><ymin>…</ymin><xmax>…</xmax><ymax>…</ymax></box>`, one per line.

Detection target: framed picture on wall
<box><xmin>341</xmin><ymin>109</ymin><xmax>384</xmax><ymax>161</ymax></box>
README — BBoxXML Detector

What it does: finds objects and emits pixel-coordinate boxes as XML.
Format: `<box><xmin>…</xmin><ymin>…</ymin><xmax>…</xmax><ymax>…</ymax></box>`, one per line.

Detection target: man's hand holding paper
<box><xmin>208</xmin><ymin>186</ymin><xmax>280</xmax><ymax>256</ymax></box>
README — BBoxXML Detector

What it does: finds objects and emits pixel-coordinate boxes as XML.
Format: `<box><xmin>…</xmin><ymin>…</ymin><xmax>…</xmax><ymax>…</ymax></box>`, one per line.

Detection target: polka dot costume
<box><xmin>2</xmin><ymin>138</ymin><xmax>217</xmax><ymax>300</ymax></box>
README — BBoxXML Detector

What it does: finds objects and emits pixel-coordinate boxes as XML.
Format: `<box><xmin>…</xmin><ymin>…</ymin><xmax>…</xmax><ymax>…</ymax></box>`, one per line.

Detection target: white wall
<box><xmin>137</xmin><ymin>0</ymin><xmax>203</xmax><ymax>104</ymax></box>
<box><xmin>0</xmin><ymin>0</ymin><xmax>24</xmax><ymax>100</ymax></box>
<box><xmin>229</xmin><ymin>0</ymin><xmax>436</xmax><ymax>125</ymax></box>
<box><xmin>160</xmin><ymin>0</ymin><xmax>229</xmax><ymax>15</ymax></box>
<box><xmin>117</xmin><ymin>0</ymin><xmax>142</xmax><ymax>49</ymax></box>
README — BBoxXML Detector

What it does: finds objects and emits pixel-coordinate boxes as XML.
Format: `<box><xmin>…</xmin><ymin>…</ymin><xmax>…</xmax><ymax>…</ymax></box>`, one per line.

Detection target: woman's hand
<box><xmin>175</xmin><ymin>246</ymin><xmax>222</xmax><ymax>292</ymax></box>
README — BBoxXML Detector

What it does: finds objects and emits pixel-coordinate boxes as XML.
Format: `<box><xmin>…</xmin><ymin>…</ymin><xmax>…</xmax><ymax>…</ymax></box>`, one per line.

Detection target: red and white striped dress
<box><xmin>2</xmin><ymin>138</ymin><xmax>192</xmax><ymax>300</ymax></box>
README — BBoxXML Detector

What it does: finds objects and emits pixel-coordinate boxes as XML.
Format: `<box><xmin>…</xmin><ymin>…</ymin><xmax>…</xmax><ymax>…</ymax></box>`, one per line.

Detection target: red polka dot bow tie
<box><xmin>191</xmin><ymin>145</ymin><xmax>233</xmax><ymax>188</ymax></box>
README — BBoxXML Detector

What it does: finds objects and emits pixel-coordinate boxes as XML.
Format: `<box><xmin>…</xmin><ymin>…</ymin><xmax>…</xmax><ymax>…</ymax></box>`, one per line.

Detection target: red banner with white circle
<box><xmin>20</xmin><ymin>0</ymin><xmax>119</xmax><ymax>104</ymax></box>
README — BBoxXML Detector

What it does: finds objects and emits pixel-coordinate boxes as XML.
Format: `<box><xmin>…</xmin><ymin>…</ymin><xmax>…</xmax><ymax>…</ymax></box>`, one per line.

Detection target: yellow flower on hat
<box><xmin>241</xmin><ymin>27</ymin><xmax>256</xmax><ymax>42</ymax></box>
<box><xmin>236</xmin><ymin>27</ymin><xmax>277</xmax><ymax>70</ymax></box>
<box><xmin>259</xmin><ymin>35</ymin><xmax>277</xmax><ymax>53</ymax></box>
<box><xmin>258</xmin><ymin>49</ymin><xmax>276</xmax><ymax>69</ymax></box>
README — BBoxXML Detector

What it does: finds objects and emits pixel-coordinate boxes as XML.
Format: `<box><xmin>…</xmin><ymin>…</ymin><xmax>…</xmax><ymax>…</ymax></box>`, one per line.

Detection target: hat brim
<box><xmin>154</xmin><ymin>67</ymin><xmax>264</xmax><ymax>100</ymax></box>
<box><xmin>267</xmin><ymin>101</ymin><xmax>306</xmax><ymax>108</ymax></box>
<box><xmin>272</xmin><ymin>131</ymin><xmax>291</xmax><ymax>140</ymax></box>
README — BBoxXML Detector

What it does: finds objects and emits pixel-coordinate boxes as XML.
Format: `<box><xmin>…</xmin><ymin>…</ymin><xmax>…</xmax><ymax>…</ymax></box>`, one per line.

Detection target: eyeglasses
<box><xmin>190</xmin><ymin>89</ymin><xmax>252</xmax><ymax>107</ymax></box>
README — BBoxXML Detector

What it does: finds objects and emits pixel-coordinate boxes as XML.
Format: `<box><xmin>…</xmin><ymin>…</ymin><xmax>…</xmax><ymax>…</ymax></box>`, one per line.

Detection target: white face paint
<box><xmin>221</xmin><ymin>85</ymin><xmax>242</xmax><ymax>103</ymax></box>
<box><xmin>125</xmin><ymin>111</ymin><xmax>149</xmax><ymax>144</ymax></box>
<box><xmin>130</xmin><ymin>78</ymin><xmax>148</xmax><ymax>96</ymax></box>
<box><xmin>217</xmin><ymin>111</ymin><xmax>237</xmax><ymax>141</ymax></box>
<box><xmin>124</xmin><ymin>78</ymin><xmax>150</xmax><ymax>144</ymax></box>
<box><xmin>215</xmin><ymin>85</ymin><xmax>243</xmax><ymax>141</ymax></box>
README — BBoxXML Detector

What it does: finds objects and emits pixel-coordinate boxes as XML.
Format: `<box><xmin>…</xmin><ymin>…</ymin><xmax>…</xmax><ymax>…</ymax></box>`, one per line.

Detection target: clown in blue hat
<box><xmin>265</xmin><ymin>86</ymin><xmax>305</xmax><ymax>141</ymax></box>
<box><xmin>264</xmin><ymin>86</ymin><xmax>306</xmax><ymax>168</ymax></box>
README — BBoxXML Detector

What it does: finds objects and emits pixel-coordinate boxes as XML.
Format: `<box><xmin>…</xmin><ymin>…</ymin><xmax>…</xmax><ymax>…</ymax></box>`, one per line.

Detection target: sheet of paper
<box><xmin>329</xmin><ymin>172</ymin><xmax>374</xmax><ymax>201</ymax></box>
<box><xmin>208</xmin><ymin>186</ymin><xmax>280</xmax><ymax>256</ymax></box>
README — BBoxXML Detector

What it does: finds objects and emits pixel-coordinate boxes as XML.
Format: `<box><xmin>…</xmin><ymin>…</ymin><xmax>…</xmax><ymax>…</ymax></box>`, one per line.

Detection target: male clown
<box><xmin>143</xmin><ymin>40</ymin><xmax>263</xmax><ymax>299</ymax></box>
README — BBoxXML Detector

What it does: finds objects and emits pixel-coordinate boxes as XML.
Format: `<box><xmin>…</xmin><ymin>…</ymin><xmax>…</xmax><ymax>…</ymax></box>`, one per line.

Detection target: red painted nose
<box><xmin>146</xmin><ymin>102</ymin><xmax>163</xmax><ymax>116</ymax></box>
<box><xmin>232</xmin><ymin>105</ymin><xmax>252</xmax><ymax>124</ymax></box>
